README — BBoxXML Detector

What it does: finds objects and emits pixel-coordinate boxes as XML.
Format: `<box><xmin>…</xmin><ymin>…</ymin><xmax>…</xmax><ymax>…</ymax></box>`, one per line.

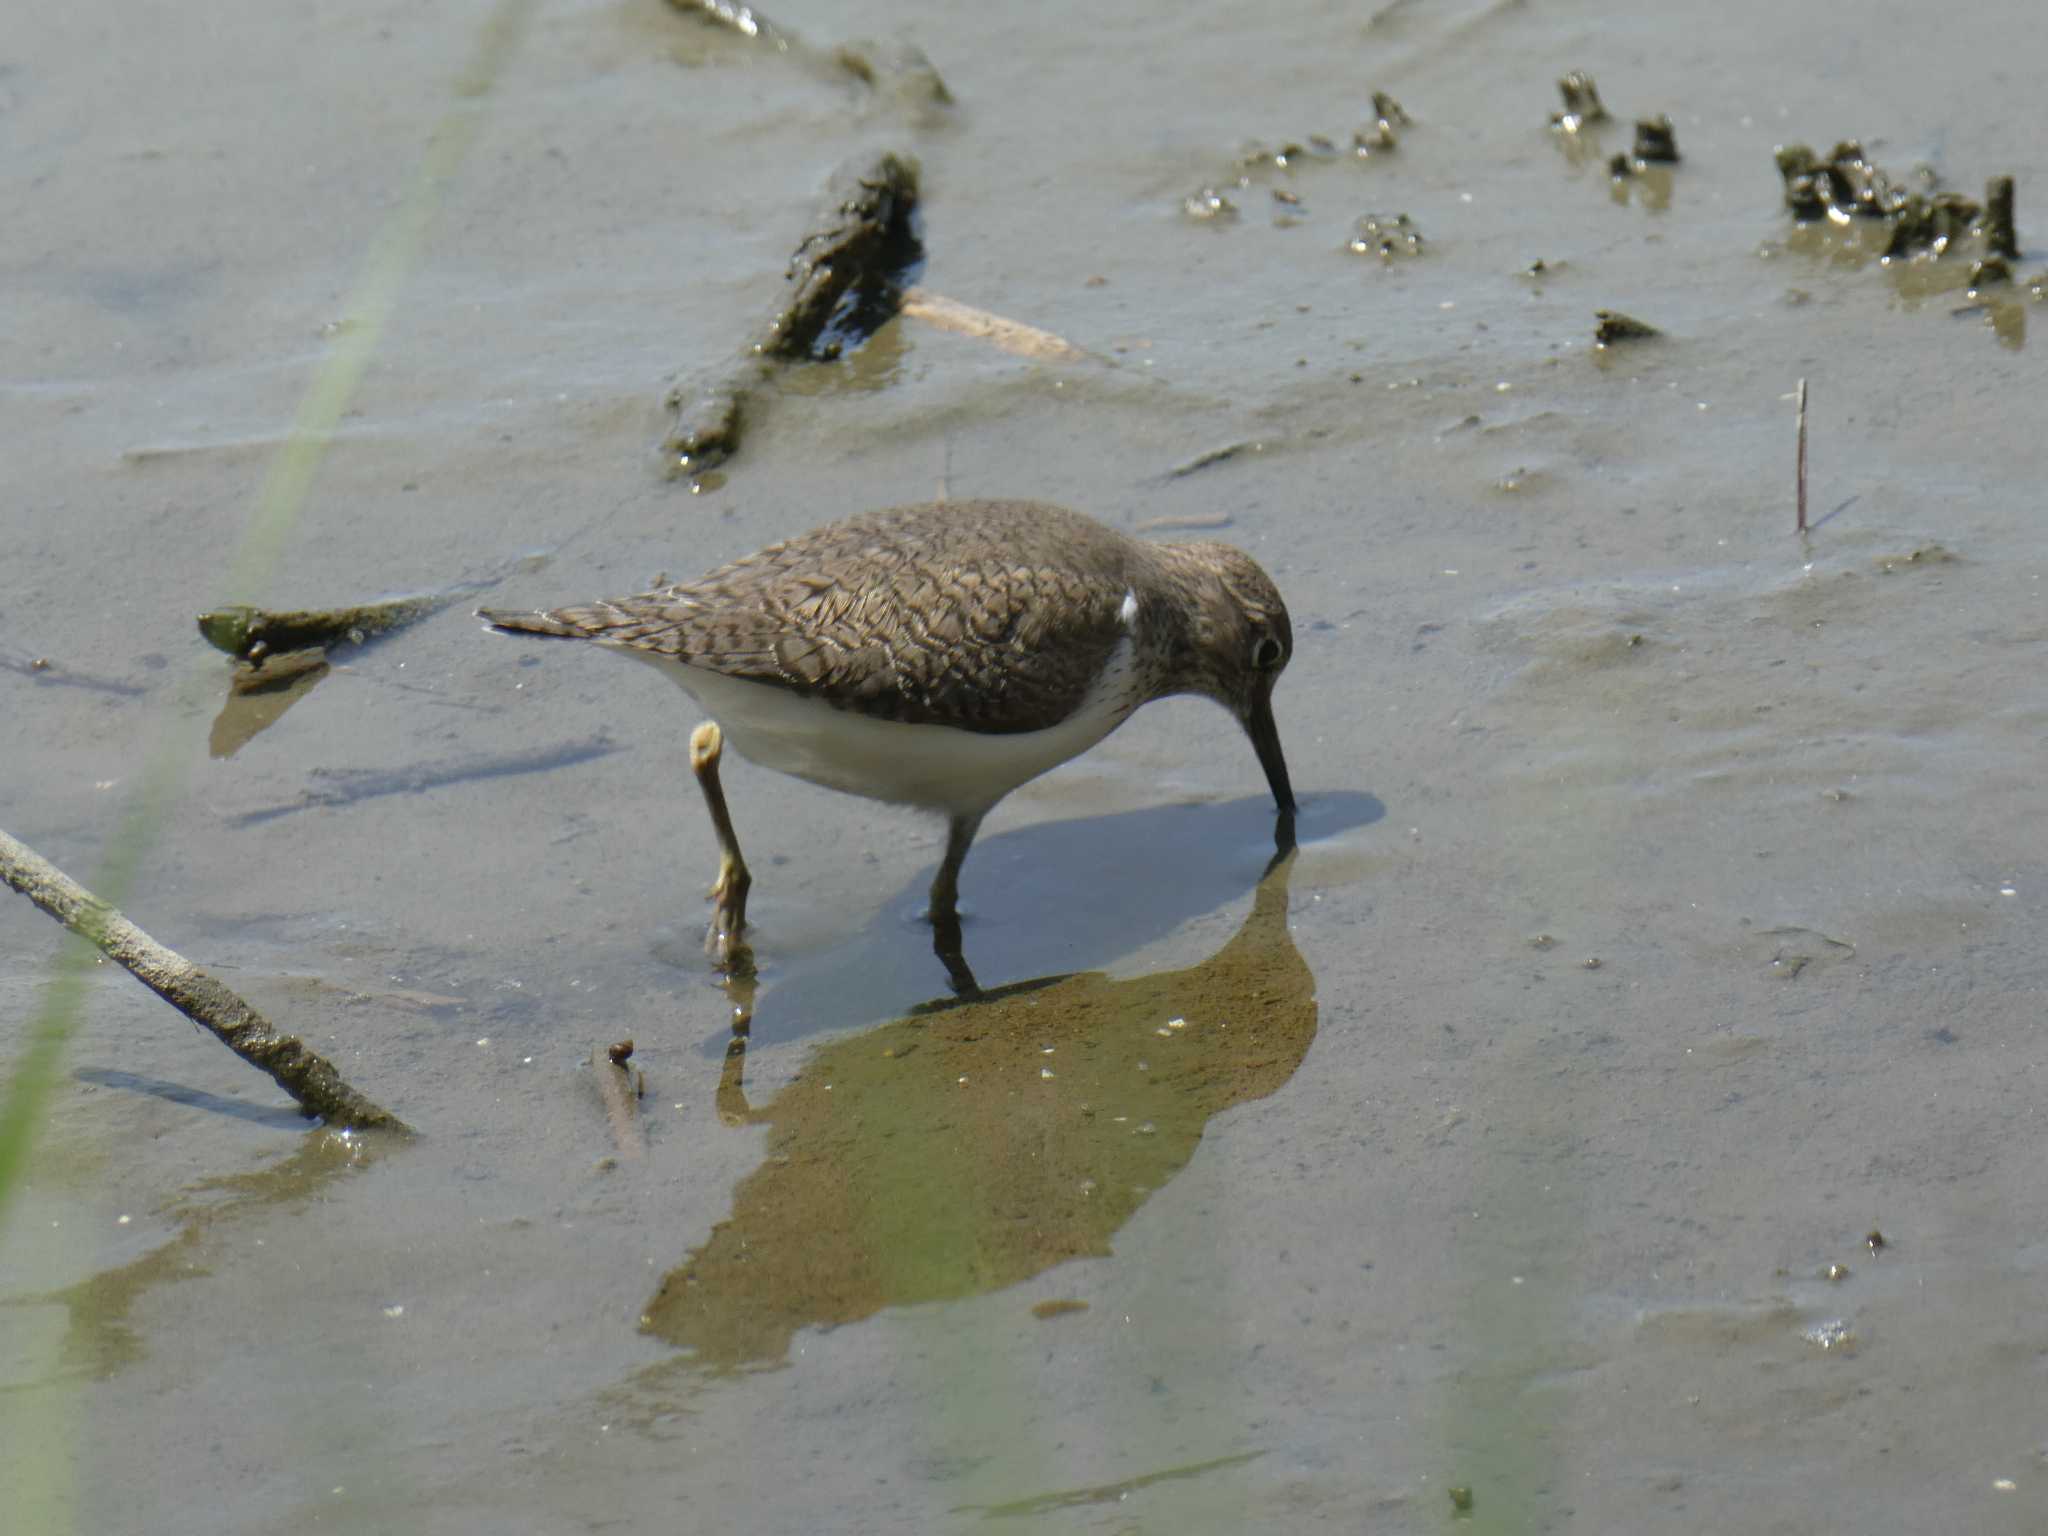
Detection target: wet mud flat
<box><xmin>6</xmin><ymin>0</ymin><xmax>2048</xmax><ymax>1532</ymax></box>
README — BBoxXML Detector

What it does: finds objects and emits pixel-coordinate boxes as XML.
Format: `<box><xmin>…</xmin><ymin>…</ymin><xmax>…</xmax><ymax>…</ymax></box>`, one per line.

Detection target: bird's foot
<box><xmin>929</xmin><ymin>902</ymin><xmax>979</xmax><ymax>997</ymax></box>
<box><xmin>704</xmin><ymin>914</ymin><xmax>755</xmax><ymax>979</ymax></box>
<box><xmin>704</xmin><ymin>856</ymin><xmax>754</xmax><ymax>976</ymax></box>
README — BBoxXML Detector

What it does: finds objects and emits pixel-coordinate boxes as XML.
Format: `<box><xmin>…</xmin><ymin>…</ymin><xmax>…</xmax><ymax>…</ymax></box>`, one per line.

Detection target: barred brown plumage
<box><xmin>480</xmin><ymin>499</ymin><xmax>1295</xmax><ymax>988</ymax></box>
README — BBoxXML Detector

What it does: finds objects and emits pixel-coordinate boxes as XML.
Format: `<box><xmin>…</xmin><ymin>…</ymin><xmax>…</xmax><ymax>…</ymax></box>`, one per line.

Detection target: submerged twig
<box><xmin>1164</xmin><ymin>441</ymin><xmax>1262</xmax><ymax>480</ymax></box>
<box><xmin>0</xmin><ymin>826</ymin><xmax>408</xmax><ymax>1133</ymax></box>
<box><xmin>1796</xmin><ymin>377</ymin><xmax>1809</xmax><ymax>534</ymax></box>
<box><xmin>1</xmin><ymin>653</ymin><xmax>149</xmax><ymax>697</ymax></box>
<box><xmin>591</xmin><ymin>1042</ymin><xmax>644</xmax><ymax>1159</ymax></box>
<box><xmin>228</xmin><ymin>734</ymin><xmax>621</xmax><ymax>826</ymax></box>
<box><xmin>1137</xmin><ymin>510</ymin><xmax>1236</xmax><ymax>532</ymax></box>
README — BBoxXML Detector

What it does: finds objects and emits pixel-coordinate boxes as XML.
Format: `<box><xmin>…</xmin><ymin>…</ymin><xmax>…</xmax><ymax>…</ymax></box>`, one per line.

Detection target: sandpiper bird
<box><xmin>480</xmin><ymin>499</ymin><xmax>1295</xmax><ymax>986</ymax></box>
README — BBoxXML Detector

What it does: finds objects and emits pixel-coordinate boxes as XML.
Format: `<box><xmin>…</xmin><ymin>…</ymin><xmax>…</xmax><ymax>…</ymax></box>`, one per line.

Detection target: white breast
<box><xmin>623</xmin><ymin>635</ymin><xmax>1146</xmax><ymax>819</ymax></box>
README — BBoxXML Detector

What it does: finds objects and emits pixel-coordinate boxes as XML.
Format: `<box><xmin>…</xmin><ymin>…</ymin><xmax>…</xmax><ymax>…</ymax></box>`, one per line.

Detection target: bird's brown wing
<box><xmin>493</xmin><ymin>504</ymin><xmax>1142</xmax><ymax>735</ymax></box>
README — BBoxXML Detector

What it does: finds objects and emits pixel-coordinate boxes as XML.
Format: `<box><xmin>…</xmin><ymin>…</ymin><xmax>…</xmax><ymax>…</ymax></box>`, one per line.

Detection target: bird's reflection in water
<box><xmin>642</xmin><ymin>837</ymin><xmax>1315</xmax><ymax>1372</ymax></box>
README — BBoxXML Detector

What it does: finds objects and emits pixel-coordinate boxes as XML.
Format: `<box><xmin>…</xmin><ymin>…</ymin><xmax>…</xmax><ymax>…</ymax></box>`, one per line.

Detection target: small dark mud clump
<box><xmin>1182</xmin><ymin>187</ymin><xmax>1240</xmax><ymax>223</ymax></box>
<box><xmin>1179</xmin><ymin>94</ymin><xmax>1411</xmax><ymax>227</ymax></box>
<box><xmin>1774</xmin><ymin>141</ymin><xmax>2028</xmax><ymax>343</ymax></box>
<box><xmin>1239</xmin><ymin>136</ymin><xmax>1342</xmax><ymax>175</ymax></box>
<box><xmin>1355</xmin><ymin>91</ymin><xmax>1409</xmax><ymax>158</ymax></box>
<box><xmin>1982</xmin><ymin>175</ymin><xmax>2019</xmax><ymax>258</ymax></box>
<box><xmin>1549</xmin><ymin>71</ymin><xmax>1609</xmax><ymax>133</ymax></box>
<box><xmin>662</xmin><ymin>380</ymin><xmax>744</xmax><ymax>474</ymax></box>
<box><xmin>1347</xmin><ymin>212</ymin><xmax>1424</xmax><ymax>261</ymax></box>
<box><xmin>1633</xmin><ymin>115</ymin><xmax>1680</xmax><ymax>163</ymax></box>
<box><xmin>1593</xmin><ymin>310</ymin><xmax>1661</xmax><ymax>346</ymax></box>
<box><xmin>1872</xmin><ymin>543</ymin><xmax>1958</xmax><ymax>573</ymax></box>
<box><xmin>1775</xmin><ymin>141</ymin><xmax>2020</xmax><ymax>264</ymax></box>
<box><xmin>1607</xmin><ymin>114</ymin><xmax>1681</xmax><ymax>201</ymax></box>
<box><xmin>1551</xmin><ymin>77</ymin><xmax>1678</xmax><ymax>203</ymax></box>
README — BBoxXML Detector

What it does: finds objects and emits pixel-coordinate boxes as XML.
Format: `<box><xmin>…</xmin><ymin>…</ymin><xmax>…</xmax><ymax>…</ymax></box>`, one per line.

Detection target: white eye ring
<box><xmin>1251</xmin><ymin>635</ymin><xmax>1285</xmax><ymax>671</ymax></box>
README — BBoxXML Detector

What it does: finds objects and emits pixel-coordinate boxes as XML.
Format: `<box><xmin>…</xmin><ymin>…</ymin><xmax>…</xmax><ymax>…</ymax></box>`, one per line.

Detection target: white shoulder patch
<box><xmin>1119</xmin><ymin>588</ymin><xmax>1139</xmax><ymax>628</ymax></box>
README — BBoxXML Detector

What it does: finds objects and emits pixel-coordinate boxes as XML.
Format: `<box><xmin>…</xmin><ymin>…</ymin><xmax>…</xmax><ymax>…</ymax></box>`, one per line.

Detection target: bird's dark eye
<box><xmin>1250</xmin><ymin>634</ymin><xmax>1286</xmax><ymax>672</ymax></box>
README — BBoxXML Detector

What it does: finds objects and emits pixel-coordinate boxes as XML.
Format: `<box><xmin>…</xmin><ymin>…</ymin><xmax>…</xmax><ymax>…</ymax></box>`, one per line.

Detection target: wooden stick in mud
<box><xmin>592</xmin><ymin>1041</ymin><xmax>644</xmax><ymax>1160</ymax></box>
<box><xmin>662</xmin><ymin>151</ymin><xmax>921</xmax><ymax>474</ymax></box>
<box><xmin>0</xmin><ymin>826</ymin><xmax>409</xmax><ymax>1134</ymax></box>
<box><xmin>899</xmin><ymin>288</ymin><xmax>1094</xmax><ymax>364</ymax></box>
<box><xmin>1796</xmin><ymin>377</ymin><xmax>1808</xmax><ymax>535</ymax></box>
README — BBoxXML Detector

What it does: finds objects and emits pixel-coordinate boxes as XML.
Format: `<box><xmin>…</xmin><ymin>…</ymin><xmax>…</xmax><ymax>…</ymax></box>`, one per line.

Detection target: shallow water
<box><xmin>6</xmin><ymin>0</ymin><xmax>2048</xmax><ymax>1530</ymax></box>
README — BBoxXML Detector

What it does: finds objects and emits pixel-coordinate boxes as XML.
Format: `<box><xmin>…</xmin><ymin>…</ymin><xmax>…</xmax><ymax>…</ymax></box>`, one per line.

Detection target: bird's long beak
<box><xmin>1243</xmin><ymin>687</ymin><xmax>1296</xmax><ymax>817</ymax></box>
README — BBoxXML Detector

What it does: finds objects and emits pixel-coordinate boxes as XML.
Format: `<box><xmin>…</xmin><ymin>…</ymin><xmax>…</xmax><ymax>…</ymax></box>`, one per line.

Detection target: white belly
<box><xmin>621</xmin><ymin>639</ymin><xmax>1143</xmax><ymax>818</ymax></box>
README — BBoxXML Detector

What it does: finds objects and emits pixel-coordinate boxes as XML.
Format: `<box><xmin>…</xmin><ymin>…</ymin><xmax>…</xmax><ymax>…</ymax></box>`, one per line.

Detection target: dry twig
<box><xmin>899</xmin><ymin>287</ymin><xmax>1094</xmax><ymax>363</ymax></box>
<box><xmin>0</xmin><ymin>826</ymin><xmax>409</xmax><ymax>1133</ymax></box>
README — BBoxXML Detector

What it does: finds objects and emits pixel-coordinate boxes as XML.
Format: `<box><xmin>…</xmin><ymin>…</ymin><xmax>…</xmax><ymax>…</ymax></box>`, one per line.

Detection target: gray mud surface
<box><xmin>5</xmin><ymin>1</ymin><xmax>2047</xmax><ymax>1531</ymax></box>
